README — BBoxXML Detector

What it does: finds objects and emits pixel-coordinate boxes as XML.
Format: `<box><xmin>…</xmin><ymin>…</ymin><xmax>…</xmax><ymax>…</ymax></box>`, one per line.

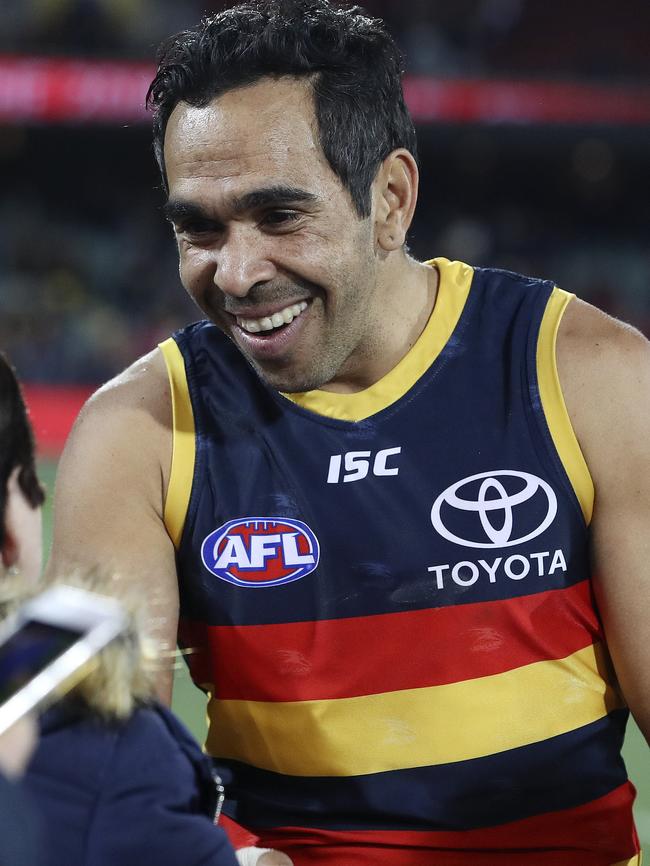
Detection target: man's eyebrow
<box><xmin>230</xmin><ymin>185</ymin><xmax>318</xmax><ymax>213</ymax></box>
<box><xmin>163</xmin><ymin>186</ymin><xmax>318</xmax><ymax>226</ymax></box>
<box><xmin>162</xmin><ymin>199</ymin><xmax>210</xmax><ymax>224</ymax></box>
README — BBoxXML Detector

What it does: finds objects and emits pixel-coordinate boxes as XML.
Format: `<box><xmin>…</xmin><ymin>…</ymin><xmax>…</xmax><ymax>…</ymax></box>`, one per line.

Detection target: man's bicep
<box><xmin>589</xmin><ymin>393</ymin><xmax>650</xmax><ymax>741</ymax></box>
<box><xmin>47</xmin><ymin>367</ymin><xmax>179</xmax><ymax>702</ymax></box>
<box><xmin>560</xmin><ymin>304</ymin><xmax>650</xmax><ymax>741</ymax></box>
<box><xmin>591</xmin><ymin>500</ymin><xmax>650</xmax><ymax>740</ymax></box>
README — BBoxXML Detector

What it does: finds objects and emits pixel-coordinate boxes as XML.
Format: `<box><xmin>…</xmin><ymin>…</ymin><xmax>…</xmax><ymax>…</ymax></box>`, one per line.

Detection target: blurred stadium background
<box><xmin>3</xmin><ymin>0</ymin><xmax>649</xmax><ymax>846</ymax></box>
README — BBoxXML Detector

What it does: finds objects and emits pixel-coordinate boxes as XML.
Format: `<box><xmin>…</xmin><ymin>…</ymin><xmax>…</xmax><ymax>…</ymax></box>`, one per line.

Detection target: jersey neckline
<box><xmin>280</xmin><ymin>257</ymin><xmax>474</xmax><ymax>422</ymax></box>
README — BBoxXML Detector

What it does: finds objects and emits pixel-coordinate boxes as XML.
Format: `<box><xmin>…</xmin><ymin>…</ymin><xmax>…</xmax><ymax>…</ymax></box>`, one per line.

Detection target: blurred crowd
<box><xmin>3</xmin><ymin>0</ymin><xmax>650</xmax><ymax>81</ymax></box>
<box><xmin>0</xmin><ymin>168</ymin><xmax>194</xmax><ymax>384</ymax></box>
<box><xmin>1</xmin><ymin>0</ymin><xmax>649</xmax><ymax>385</ymax></box>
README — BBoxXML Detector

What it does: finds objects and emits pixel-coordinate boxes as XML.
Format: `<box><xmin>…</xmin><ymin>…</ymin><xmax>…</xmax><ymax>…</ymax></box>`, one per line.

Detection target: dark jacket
<box><xmin>23</xmin><ymin>701</ymin><xmax>238</xmax><ymax>866</ymax></box>
<box><xmin>0</xmin><ymin>772</ymin><xmax>43</xmax><ymax>866</ymax></box>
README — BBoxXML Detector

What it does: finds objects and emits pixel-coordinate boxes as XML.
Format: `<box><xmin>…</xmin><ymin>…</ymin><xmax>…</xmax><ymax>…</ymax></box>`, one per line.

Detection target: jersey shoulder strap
<box><xmin>536</xmin><ymin>287</ymin><xmax>594</xmax><ymax>524</ymax></box>
<box><xmin>159</xmin><ymin>337</ymin><xmax>195</xmax><ymax>549</ymax></box>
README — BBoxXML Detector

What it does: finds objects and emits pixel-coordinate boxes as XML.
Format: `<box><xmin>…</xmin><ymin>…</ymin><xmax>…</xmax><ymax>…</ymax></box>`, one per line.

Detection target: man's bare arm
<box><xmin>46</xmin><ymin>349</ymin><xmax>179</xmax><ymax>703</ymax></box>
<box><xmin>558</xmin><ymin>298</ymin><xmax>650</xmax><ymax>741</ymax></box>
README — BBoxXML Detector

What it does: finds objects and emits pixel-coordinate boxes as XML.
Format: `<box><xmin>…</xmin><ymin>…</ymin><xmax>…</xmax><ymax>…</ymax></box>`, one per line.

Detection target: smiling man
<box><xmin>160</xmin><ymin>73</ymin><xmax>430</xmax><ymax>396</ymax></box>
<box><xmin>48</xmin><ymin>1</ymin><xmax>650</xmax><ymax>864</ymax></box>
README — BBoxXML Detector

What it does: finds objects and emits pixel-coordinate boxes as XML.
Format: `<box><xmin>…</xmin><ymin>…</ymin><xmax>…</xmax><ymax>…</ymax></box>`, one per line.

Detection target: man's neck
<box><xmin>319</xmin><ymin>256</ymin><xmax>439</xmax><ymax>394</ymax></box>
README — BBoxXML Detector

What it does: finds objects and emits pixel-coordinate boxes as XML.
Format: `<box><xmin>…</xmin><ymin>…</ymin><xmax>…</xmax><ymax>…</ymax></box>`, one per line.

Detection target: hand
<box><xmin>236</xmin><ymin>847</ymin><xmax>293</xmax><ymax>865</ymax></box>
<box><xmin>0</xmin><ymin>715</ymin><xmax>37</xmax><ymax>779</ymax></box>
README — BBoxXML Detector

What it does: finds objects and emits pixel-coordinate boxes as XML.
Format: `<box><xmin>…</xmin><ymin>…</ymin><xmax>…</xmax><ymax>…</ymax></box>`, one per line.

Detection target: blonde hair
<box><xmin>5</xmin><ymin>568</ymin><xmax>168</xmax><ymax>720</ymax></box>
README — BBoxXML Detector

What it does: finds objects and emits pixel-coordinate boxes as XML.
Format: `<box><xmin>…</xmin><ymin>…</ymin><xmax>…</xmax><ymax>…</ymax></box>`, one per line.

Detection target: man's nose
<box><xmin>213</xmin><ymin>227</ymin><xmax>277</xmax><ymax>298</ymax></box>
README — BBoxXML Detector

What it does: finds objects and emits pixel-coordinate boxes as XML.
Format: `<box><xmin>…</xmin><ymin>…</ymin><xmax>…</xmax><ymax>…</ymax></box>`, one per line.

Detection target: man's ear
<box><xmin>373</xmin><ymin>149</ymin><xmax>419</xmax><ymax>253</ymax></box>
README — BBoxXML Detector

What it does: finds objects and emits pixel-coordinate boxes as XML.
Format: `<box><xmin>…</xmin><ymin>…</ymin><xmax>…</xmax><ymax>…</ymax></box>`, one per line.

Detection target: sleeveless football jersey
<box><xmin>160</xmin><ymin>258</ymin><xmax>640</xmax><ymax>865</ymax></box>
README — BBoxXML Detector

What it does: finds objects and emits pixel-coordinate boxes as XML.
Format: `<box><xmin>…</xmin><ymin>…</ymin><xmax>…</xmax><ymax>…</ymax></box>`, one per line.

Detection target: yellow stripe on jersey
<box><xmin>537</xmin><ymin>288</ymin><xmax>594</xmax><ymax>525</ymax></box>
<box><xmin>612</xmin><ymin>857</ymin><xmax>642</xmax><ymax>866</ymax></box>
<box><xmin>206</xmin><ymin>642</ymin><xmax>620</xmax><ymax>776</ymax></box>
<box><xmin>282</xmin><ymin>257</ymin><xmax>474</xmax><ymax>421</ymax></box>
<box><xmin>159</xmin><ymin>338</ymin><xmax>196</xmax><ymax>549</ymax></box>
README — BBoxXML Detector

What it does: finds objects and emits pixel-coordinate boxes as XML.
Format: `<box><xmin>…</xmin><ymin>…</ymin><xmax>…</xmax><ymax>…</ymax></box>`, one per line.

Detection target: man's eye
<box><xmin>262</xmin><ymin>210</ymin><xmax>301</xmax><ymax>227</ymax></box>
<box><xmin>178</xmin><ymin>220</ymin><xmax>216</xmax><ymax>235</ymax></box>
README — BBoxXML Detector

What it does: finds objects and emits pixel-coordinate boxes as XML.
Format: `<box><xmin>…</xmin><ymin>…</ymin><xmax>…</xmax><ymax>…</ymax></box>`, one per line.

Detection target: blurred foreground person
<box><xmin>1</xmin><ymin>352</ymin><xmax>238</xmax><ymax>866</ymax></box>
<box><xmin>49</xmin><ymin>0</ymin><xmax>650</xmax><ymax>863</ymax></box>
<box><xmin>0</xmin><ymin>351</ymin><xmax>46</xmax><ymax>865</ymax></box>
<box><xmin>21</xmin><ymin>567</ymin><xmax>240</xmax><ymax>866</ymax></box>
<box><xmin>0</xmin><ymin>352</ymin><xmax>44</xmax><ymax>590</ymax></box>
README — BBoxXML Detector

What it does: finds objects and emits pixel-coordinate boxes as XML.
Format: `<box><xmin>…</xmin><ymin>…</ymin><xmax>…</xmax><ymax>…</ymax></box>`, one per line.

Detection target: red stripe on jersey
<box><xmin>179</xmin><ymin>580</ymin><xmax>602</xmax><ymax>701</ymax></box>
<box><xmin>253</xmin><ymin>782</ymin><xmax>639</xmax><ymax>866</ymax></box>
<box><xmin>219</xmin><ymin>815</ymin><xmax>260</xmax><ymax>850</ymax></box>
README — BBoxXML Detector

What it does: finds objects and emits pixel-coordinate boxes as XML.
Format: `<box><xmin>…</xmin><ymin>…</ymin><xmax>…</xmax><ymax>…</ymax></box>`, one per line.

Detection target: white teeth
<box><xmin>238</xmin><ymin>301</ymin><xmax>308</xmax><ymax>334</ymax></box>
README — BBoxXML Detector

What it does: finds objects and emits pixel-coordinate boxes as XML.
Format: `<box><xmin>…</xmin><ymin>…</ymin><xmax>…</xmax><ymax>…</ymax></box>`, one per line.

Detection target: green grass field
<box><xmin>38</xmin><ymin>458</ymin><xmax>650</xmax><ymax>847</ymax></box>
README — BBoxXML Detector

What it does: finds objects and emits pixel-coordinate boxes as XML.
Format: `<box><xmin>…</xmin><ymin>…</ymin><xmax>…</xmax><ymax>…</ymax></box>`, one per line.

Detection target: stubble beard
<box><xmin>223</xmin><ymin>231</ymin><xmax>378</xmax><ymax>394</ymax></box>
<box><xmin>251</xmin><ymin>281</ymin><xmax>379</xmax><ymax>395</ymax></box>
<box><xmin>244</xmin><ymin>320</ymin><xmax>357</xmax><ymax>394</ymax></box>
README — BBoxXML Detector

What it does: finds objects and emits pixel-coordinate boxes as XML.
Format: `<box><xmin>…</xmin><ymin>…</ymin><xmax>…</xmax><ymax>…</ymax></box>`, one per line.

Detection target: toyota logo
<box><xmin>431</xmin><ymin>470</ymin><xmax>558</xmax><ymax>549</ymax></box>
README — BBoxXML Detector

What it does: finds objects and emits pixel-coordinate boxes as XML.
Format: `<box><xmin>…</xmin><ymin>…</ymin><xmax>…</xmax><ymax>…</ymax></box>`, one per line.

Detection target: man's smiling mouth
<box><xmin>236</xmin><ymin>301</ymin><xmax>308</xmax><ymax>334</ymax></box>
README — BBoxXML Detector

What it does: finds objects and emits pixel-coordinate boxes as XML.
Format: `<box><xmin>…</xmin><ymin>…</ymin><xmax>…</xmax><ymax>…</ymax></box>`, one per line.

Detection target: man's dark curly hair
<box><xmin>0</xmin><ymin>354</ymin><xmax>45</xmax><ymax>546</ymax></box>
<box><xmin>146</xmin><ymin>0</ymin><xmax>418</xmax><ymax>218</ymax></box>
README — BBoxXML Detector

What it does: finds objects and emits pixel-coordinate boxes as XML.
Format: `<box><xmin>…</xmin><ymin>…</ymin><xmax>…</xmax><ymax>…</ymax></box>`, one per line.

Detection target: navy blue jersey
<box><xmin>160</xmin><ymin>258</ymin><xmax>639</xmax><ymax>865</ymax></box>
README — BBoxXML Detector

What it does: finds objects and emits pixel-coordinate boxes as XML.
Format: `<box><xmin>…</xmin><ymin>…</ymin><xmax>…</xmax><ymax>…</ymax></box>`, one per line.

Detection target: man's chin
<box><xmin>257</xmin><ymin>370</ymin><xmax>323</xmax><ymax>395</ymax></box>
<box><xmin>247</xmin><ymin>357</ymin><xmax>329</xmax><ymax>395</ymax></box>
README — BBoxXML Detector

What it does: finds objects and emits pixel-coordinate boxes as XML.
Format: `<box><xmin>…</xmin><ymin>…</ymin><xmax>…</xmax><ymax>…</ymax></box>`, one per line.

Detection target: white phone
<box><xmin>0</xmin><ymin>584</ymin><xmax>128</xmax><ymax>735</ymax></box>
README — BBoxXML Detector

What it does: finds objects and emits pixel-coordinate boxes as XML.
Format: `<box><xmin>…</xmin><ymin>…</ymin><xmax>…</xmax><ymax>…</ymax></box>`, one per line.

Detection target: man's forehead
<box><xmin>164</xmin><ymin>141</ymin><xmax>323</xmax><ymax>203</ymax></box>
<box><xmin>164</xmin><ymin>78</ymin><xmax>318</xmax><ymax>159</ymax></box>
<box><xmin>163</xmin><ymin>83</ymin><xmax>331</xmax><ymax>194</ymax></box>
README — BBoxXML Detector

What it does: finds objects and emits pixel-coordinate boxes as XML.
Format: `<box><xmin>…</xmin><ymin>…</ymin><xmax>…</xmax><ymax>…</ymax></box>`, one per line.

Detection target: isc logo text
<box><xmin>327</xmin><ymin>447</ymin><xmax>401</xmax><ymax>484</ymax></box>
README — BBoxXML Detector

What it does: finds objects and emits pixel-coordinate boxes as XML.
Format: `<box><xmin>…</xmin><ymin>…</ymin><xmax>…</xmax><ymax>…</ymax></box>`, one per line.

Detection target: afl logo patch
<box><xmin>201</xmin><ymin>517</ymin><xmax>320</xmax><ymax>587</ymax></box>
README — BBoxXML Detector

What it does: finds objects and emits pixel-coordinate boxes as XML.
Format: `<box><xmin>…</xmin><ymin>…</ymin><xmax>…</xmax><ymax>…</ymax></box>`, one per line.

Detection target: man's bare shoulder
<box><xmin>60</xmin><ymin>347</ymin><xmax>173</xmax><ymax>505</ymax></box>
<box><xmin>558</xmin><ymin>295</ymin><xmax>649</xmax><ymax>358</ymax></box>
<box><xmin>557</xmin><ymin>296</ymin><xmax>650</xmax><ymax>394</ymax></box>
<box><xmin>557</xmin><ymin>296</ymin><xmax>650</xmax><ymax>484</ymax></box>
<box><xmin>79</xmin><ymin>348</ymin><xmax>171</xmax><ymax>426</ymax></box>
